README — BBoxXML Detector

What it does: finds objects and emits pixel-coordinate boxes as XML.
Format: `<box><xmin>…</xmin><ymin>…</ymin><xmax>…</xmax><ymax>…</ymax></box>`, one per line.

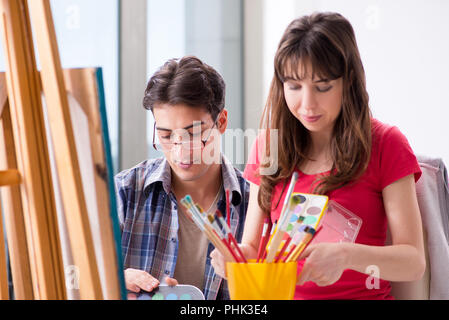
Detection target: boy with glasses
<box><xmin>115</xmin><ymin>56</ymin><xmax>249</xmax><ymax>300</ymax></box>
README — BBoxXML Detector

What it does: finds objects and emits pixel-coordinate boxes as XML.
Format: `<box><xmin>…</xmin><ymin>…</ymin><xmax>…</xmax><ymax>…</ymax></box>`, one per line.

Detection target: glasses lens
<box><xmin>153</xmin><ymin>122</ymin><xmax>218</xmax><ymax>151</ymax></box>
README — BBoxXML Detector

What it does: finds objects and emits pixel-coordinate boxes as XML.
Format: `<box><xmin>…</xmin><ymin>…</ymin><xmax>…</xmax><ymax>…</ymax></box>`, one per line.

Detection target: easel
<box><xmin>0</xmin><ymin>0</ymin><xmax>125</xmax><ymax>299</ymax></box>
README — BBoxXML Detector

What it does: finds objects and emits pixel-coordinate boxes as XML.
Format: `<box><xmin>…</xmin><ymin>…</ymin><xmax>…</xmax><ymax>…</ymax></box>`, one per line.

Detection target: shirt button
<box><xmin>171</xmin><ymin>238</ymin><xmax>176</xmax><ymax>242</ymax></box>
<box><xmin>174</xmin><ymin>205</ymin><xmax>178</xmax><ymax>210</ymax></box>
<box><xmin>165</xmin><ymin>270</ymin><xmax>169</xmax><ymax>275</ymax></box>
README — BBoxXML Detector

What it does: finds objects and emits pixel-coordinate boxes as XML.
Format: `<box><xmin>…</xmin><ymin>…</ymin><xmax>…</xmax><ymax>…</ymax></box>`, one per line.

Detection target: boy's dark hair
<box><xmin>143</xmin><ymin>56</ymin><xmax>226</xmax><ymax>120</ymax></box>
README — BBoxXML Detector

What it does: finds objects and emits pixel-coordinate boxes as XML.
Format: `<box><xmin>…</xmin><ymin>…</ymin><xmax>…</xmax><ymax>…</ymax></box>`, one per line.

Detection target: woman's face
<box><xmin>283</xmin><ymin>60</ymin><xmax>344</xmax><ymax>137</ymax></box>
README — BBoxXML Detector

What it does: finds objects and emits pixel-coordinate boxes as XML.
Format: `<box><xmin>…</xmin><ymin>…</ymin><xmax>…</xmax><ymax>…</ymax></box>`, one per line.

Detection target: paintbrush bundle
<box><xmin>180</xmin><ymin>194</ymin><xmax>247</xmax><ymax>263</ymax></box>
<box><xmin>180</xmin><ymin>176</ymin><xmax>329</xmax><ymax>266</ymax></box>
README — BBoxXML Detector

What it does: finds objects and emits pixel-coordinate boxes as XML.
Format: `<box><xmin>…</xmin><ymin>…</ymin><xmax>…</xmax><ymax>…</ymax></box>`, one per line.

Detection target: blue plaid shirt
<box><xmin>115</xmin><ymin>155</ymin><xmax>249</xmax><ymax>300</ymax></box>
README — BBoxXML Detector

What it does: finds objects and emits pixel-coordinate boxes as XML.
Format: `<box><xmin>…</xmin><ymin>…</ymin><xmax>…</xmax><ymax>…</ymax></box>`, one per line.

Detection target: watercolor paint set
<box><xmin>132</xmin><ymin>285</ymin><xmax>205</xmax><ymax>300</ymax></box>
<box><xmin>287</xmin><ymin>192</ymin><xmax>329</xmax><ymax>230</ymax></box>
<box><xmin>259</xmin><ymin>192</ymin><xmax>329</xmax><ymax>263</ymax></box>
<box><xmin>256</xmin><ymin>173</ymin><xmax>327</xmax><ymax>263</ymax></box>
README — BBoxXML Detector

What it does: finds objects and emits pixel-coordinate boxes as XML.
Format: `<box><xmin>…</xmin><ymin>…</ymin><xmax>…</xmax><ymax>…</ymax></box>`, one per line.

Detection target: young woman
<box><xmin>210</xmin><ymin>12</ymin><xmax>425</xmax><ymax>300</ymax></box>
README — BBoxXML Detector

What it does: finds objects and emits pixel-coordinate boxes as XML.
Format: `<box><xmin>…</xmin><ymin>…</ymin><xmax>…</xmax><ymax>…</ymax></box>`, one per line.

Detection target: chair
<box><xmin>388</xmin><ymin>156</ymin><xmax>449</xmax><ymax>300</ymax></box>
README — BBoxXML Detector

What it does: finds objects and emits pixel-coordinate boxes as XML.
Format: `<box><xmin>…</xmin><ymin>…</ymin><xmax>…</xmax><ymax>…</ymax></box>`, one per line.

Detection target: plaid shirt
<box><xmin>115</xmin><ymin>155</ymin><xmax>249</xmax><ymax>300</ymax></box>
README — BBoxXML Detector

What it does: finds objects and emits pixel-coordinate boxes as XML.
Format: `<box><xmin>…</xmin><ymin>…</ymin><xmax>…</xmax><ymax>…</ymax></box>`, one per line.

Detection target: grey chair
<box><xmin>388</xmin><ymin>156</ymin><xmax>449</xmax><ymax>300</ymax></box>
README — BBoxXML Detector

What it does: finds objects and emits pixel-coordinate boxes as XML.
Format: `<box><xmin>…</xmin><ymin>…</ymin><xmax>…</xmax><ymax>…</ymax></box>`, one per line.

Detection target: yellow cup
<box><xmin>226</xmin><ymin>260</ymin><xmax>298</xmax><ymax>300</ymax></box>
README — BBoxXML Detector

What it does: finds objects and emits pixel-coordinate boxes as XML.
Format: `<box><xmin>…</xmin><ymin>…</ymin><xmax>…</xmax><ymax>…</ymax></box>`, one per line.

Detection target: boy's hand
<box><xmin>125</xmin><ymin>268</ymin><xmax>179</xmax><ymax>300</ymax></box>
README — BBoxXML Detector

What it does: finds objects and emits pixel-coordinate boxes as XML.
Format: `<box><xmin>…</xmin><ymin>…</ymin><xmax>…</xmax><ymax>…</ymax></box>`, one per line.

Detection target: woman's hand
<box><xmin>297</xmin><ymin>243</ymin><xmax>349</xmax><ymax>287</ymax></box>
<box><xmin>210</xmin><ymin>248</ymin><xmax>229</xmax><ymax>279</ymax></box>
<box><xmin>210</xmin><ymin>244</ymin><xmax>254</xmax><ymax>279</ymax></box>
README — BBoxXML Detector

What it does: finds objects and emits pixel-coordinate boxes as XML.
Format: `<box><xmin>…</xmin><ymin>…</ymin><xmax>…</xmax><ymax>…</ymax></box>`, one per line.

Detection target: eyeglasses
<box><xmin>152</xmin><ymin>120</ymin><xmax>218</xmax><ymax>152</ymax></box>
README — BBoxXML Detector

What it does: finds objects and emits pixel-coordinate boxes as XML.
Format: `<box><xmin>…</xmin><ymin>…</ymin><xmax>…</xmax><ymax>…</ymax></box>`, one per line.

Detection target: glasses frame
<box><xmin>152</xmin><ymin>119</ymin><xmax>218</xmax><ymax>152</ymax></box>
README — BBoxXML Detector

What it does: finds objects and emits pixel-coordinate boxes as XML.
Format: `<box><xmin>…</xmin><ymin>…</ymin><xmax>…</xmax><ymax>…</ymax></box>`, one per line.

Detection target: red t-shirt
<box><xmin>243</xmin><ymin>118</ymin><xmax>422</xmax><ymax>300</ymax></box>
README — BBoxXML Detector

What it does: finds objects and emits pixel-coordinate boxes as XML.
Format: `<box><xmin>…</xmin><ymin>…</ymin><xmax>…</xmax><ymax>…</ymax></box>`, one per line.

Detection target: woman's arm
<box><xmin>298</xmin><ymin>174</ymin><xmax>426</xmax><ymax>286</ymax></box>
<box><xmin>345</xmin><ymin>173</ymin><xmax>426</xmax><ymax>281</ymax></box>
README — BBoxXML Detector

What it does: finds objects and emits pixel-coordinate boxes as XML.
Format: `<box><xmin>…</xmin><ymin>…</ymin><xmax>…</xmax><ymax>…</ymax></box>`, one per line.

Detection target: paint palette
<box><xmin>287</xmin><ymin>192</ymin><xmax>329</xmax><ymax>231</ymax></box>
<box><xmin>131</xmin><ymin>285</ymin><xmax>205</xmax><ymax>300</ymax></box>
<box><xmin>310</xmin><ymin>200</ymin><xmax>362</xmax><ymax>244</ymax></box>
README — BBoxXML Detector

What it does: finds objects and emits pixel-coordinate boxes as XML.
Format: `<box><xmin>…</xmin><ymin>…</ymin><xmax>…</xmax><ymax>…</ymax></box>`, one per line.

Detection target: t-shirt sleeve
<box><xmin>379</xmin><ymin>126</ymin><xmax>422</xmax><ymax>190</ymax></box>
<box><xmin>243</xmin><ymin>135</ymin><xmax>262</xmax><ymax>185</ymax></box>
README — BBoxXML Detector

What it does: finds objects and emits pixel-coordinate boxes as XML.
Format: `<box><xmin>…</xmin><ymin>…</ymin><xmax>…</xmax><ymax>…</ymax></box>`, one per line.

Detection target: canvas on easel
<box><xmin>0</xmin><ymin>0</ymin><xmax>67</xmax><ymax>300</ymax></box>
<box><xmin>61</xmin><ymin>67</ymin><xmax>126</xmax><ymax>299</ymax></box>
<box><xmin>0</xmin><ymin>0</ymin><xmax>126</xmax><ymax>300</ymax></box>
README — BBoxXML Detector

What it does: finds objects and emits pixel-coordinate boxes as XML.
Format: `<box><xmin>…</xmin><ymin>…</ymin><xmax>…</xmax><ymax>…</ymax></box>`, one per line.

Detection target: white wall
<box><xmin>147</xmin><ymin>0</ymin><xmax>186</xmax><ymax>159</ymax></box>
<box><xmin>50</xmin><ymin>0</ymin><xmax>120</xmax><ymax>170</ymax></box>
<box><xmin>262</xmin><ymin>0</ymin><xmax>449</xmax><ymax>167</ymax></box>
<box><xmin>146</xmin><ymin>0</ymin><xmax>244</xmax><ymax>166</ymax></box>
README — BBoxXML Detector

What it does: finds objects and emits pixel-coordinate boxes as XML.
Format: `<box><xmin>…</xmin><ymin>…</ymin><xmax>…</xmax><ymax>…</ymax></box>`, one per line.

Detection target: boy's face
<box><xmin>152</xmin><ymin>103</ymin><xmax>227</xmax><ymax>183</ymax></box>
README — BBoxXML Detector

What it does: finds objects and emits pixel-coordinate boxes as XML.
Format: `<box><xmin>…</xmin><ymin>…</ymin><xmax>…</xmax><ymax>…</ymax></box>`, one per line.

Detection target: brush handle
<box><xmin>285</xmin><ymin>229</ymin><xmax>318</xmax><ymax>262</ymax></box>
<box><xmin>291</xmin><ymin>225</ymin><xmax>323</xmax><ymax>261</ymax></box>
<box><xmin>261</xmin><ymin>222</ymin><xmax>276</xmax><ymax>262</ymax></box>
<box><xmin>222</xmin><ymin>237</ymin><xmax>241</xmax><ymax>263</ymax></box>
<box><xmin>265</xmin><ymin>230</ymin><xmax>286</xmax><ymax>263</ymax></box>
<box><xmin>204</xmin><ymin>224</ymin><xmax>236</xmax><ymax>262</ymax></box>
<box><xmin>228</xmin><ymin>234</ymin><xmax>248</xmax><ymax>263</ymax></box>
<box><xmin>274</xmin><ymin>236</ymin><xmax>292</xmax><ymax>263</ymax></box>
<box><xmin>256</xmin><ymin>222</ymin><xmax>270</xmax><ymax>262</ymax></box>
<box><xmin>282</xmin><ymin>243</ymin><xmax>296</xmax><ymax>262</ymax></box>
<box><xmin>278</xmin><ymin>172</ymin><xmax>299</xmax><ymax>225</ymax></box>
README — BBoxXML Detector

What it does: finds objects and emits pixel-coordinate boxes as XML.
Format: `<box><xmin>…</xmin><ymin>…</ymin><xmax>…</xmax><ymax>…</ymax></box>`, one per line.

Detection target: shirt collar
<box><xmin>220</xmin><ymin>154</ymin><xmax>243</xmax><ymax>206</ymax></box>
<box><xmin>143</xmin><ymin>158</ymin><xmax>172</xmax><ymax>197</ymax></box>
<box><xmin>143</xmin><ymin>154</ymin><xmax>243</xmax><ymax>205</ymax></box>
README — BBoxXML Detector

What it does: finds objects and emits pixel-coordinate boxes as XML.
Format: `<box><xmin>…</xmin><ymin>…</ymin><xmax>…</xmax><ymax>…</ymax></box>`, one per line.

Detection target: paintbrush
<box><xmin>265</xmin><ymin>184</ymin><xmax>301</xmax><ymax>263</ymax></box>
<box><xmin>215</xmin><ymin>209</ymin><xmax>247</xmax><ymax>263</ymax></box>
<box><xmin>181</xmin><ymin>196</ymin><xmax>236</xmax><ymax>262</ymax></box>
<box><xmin>285</xmin><ymin>226</ymin><xmax>320</xmax><ymax>263</ymax></box>
<box><xmin>256</xmin><ymin>217</ymin><xmax>271</xmax><ymax>263</ymax></box>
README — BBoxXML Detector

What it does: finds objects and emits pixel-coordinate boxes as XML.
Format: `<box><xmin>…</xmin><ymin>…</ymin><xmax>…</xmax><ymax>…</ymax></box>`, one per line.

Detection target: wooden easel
<box><xmin>0</xmin><ymin>0</ymin><xmax>124</xmax><ymax>300</ymax></box>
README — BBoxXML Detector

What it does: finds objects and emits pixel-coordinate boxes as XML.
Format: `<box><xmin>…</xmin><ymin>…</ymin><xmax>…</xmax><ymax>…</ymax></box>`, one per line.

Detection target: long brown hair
<box><xmin>258</xmin><ymin>12</ymin><xmax>372</xmax><ymax>214</ymax></box>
